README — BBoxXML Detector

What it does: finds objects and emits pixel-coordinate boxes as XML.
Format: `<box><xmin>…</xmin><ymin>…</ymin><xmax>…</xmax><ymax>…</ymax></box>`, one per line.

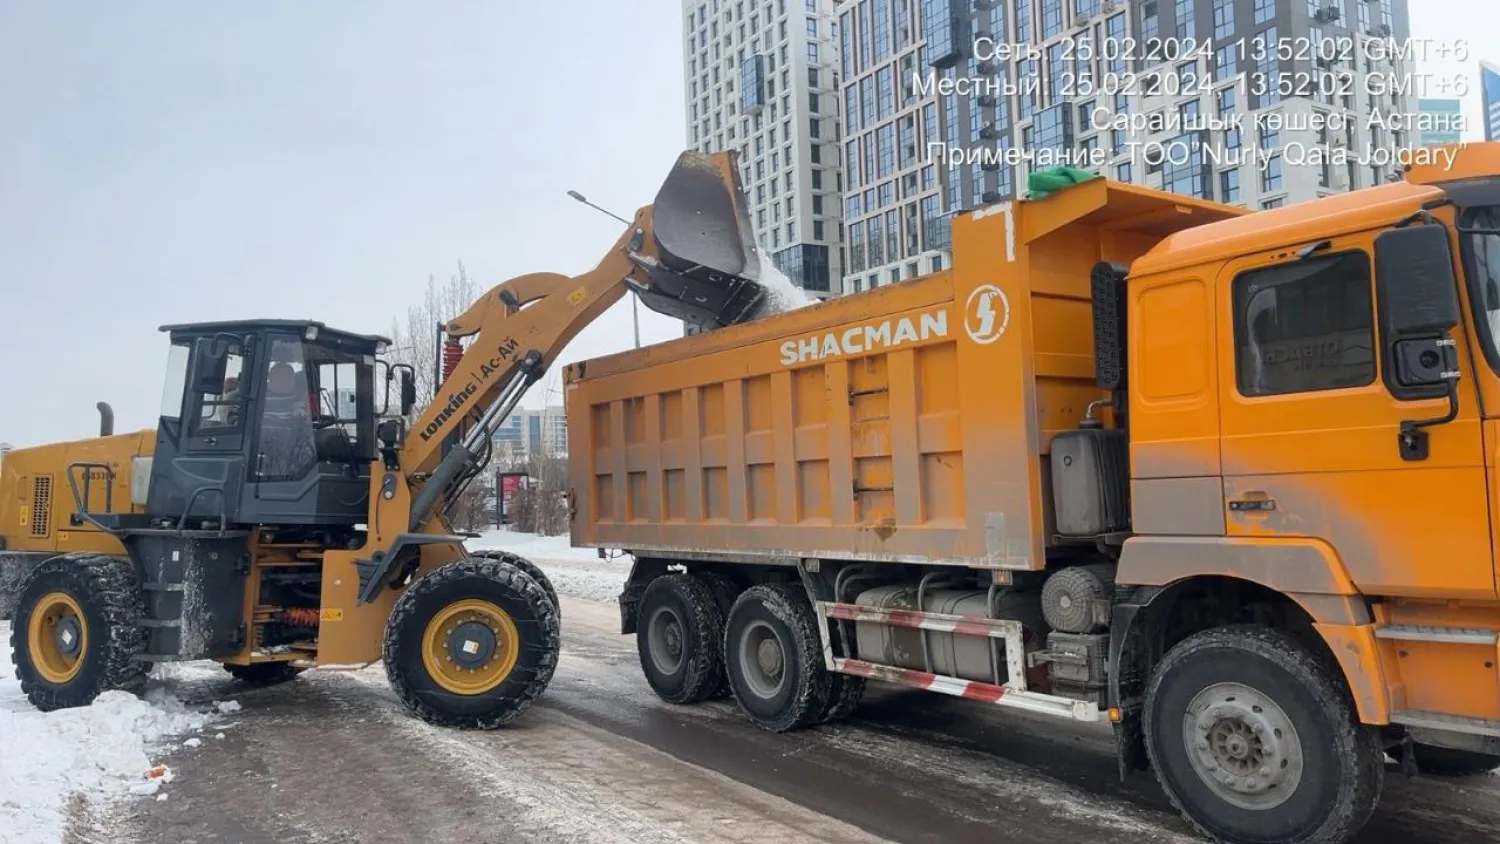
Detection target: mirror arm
<box><xmin>1398</xmin><ymin>340</ymin><xmax>1461</xmax><ymax>462</ymax></box>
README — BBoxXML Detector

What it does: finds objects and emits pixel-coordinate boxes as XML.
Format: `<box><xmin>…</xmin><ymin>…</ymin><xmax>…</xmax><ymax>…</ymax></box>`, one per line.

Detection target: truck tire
<box><xmin>10</xmin><ymin>554</ymin><xmax>148</xmax><ymax>711</ymax></box>
<box><xmin>723</xmin><ymin>583</ymin><xmax>831</xmax><ymax>733</ymax></box>
<box><xmin>223</xmin><ymin>662</ymin><xmax>305</xmax><ymax>686</ymax></box>
<box><xmin>1412</xmin><ymin>743</ymin><xmax>1500</xmax><ymax>777</ymax></box>
<box><xmin>694</xmin><ymin>571</ymin><xmax>741</xmax><ymax>699</ymax></box>
<box><xmin>469</xmin><ymin>550</ymin><xmax>560</xmax><ymax>621</ymax></box>
<box><xmin>814</xmin><ymin>621</ymin><xmax>864</xmax><ymax>725</ymax></box>
<box><xmin>636</xmin><ymin>574</ymin><xmax>724</xmax><ymax>705</ymax></box>
<box><xmin>383</xmin><ymin>557</ymin><xmax>559</xmax><ymax>729</ymax></box>
<box><xmin>1143</xmin><ymin>625</ymin><xmax>1383</xmax><ymax>844</ymax></box>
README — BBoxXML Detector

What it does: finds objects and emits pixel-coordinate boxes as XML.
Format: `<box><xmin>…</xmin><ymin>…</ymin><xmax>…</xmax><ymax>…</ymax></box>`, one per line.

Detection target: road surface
<box><xmin>90</xmin><ymin>557</ymin><xmax>1500</xmax><ymax>844</ymax></box>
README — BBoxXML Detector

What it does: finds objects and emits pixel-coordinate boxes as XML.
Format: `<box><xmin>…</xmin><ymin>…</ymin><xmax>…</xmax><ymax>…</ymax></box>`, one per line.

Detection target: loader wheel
<box><xmin>1412</xmin><ymin>743</ymin><xmax>1500</xmax><ymax>777</ymax></box>
<box><xmin>383</xmin><ymin>557</ymin><xmax>559</xmax><ymax>729</ymax></box>
<box><xmin>470</xmin><ymin>550</ymin><xmax>560</xmax><ymax>621</ymax></box>
<box><xmin>636</xmin><ymin>573</ymin><xmax>724</xmax><ymax>705</ymax></box>
<box><xmin>10</xmin><ymin>554</ymin><xmax>148</xmax><ymax>711</ymax></box>
<box><xmin>223</xmin><ymin>662</ymin><xmax>304</xmax><ymax>687</ymax></box>
<box><xmin>723</xmin><ymin>584</ymin><xmax>831</xmax><ymax>733</ymax></box>
<box><xmin>1144</xmin><ymin>625</ymin><xmax>1383</xmax><ymax>844</ymax></box>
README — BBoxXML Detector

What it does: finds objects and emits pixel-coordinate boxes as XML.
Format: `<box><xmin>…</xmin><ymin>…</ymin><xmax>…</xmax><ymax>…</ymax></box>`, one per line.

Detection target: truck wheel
<box><xmin>1144</xmin><ymin>626</ymin><xmax>1383</xmax><ymax>844</ymax></box>
<box><xmin>636</xmin><ymin>574</ymin><xmax>724</xmax><ymax>704</ymax></box>
<box><xmin>10</xmin><ymin>554</ymin><xmax>148</xmax><ymax>711</ymax></box>
<box><xmin>1412</xmin><ymin>743</ymin><xmax>1500</xmax><ymax>777</ymax></box>
<box><xmin>470</xmin><ymin>550</ymin><xmax>560</xmax><ymax>621</ymax></box>
<box><xmin>223</xmin><ymin>662</ymin><xmax>304</xmax><ymax>686</ymax></box>
<box><xmin>814</xmin><ymin>621</ymin><xmax>864</xmax><ymax>725</ymax></box>
<box><xmin>723</xmin><ymin>584</ymin><xmax>831</xmax><ymax>732</ymax></box>
<box><xmin>383</xmin><ymin>557</ymin><xmax>559</xmax><ymax>728</ymax></box>
<box><xmin>694</xmin><ymin>571</ymin><xmax>741</xmax><ymax>699</ymax></box>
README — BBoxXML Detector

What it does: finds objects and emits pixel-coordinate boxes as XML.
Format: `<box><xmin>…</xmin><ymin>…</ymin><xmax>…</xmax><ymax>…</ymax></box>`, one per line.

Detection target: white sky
<box><xmin>0</xmin><ymin>1</ymin><xmax>1497</xmax><ymax>447</ymax></box>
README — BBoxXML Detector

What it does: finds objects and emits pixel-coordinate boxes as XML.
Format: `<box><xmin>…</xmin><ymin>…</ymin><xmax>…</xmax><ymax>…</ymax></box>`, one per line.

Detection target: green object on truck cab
<box><xmin>1026</xmin><ymin>165</ymin><xmax>1101</xmax><ymax>199</ymax></box>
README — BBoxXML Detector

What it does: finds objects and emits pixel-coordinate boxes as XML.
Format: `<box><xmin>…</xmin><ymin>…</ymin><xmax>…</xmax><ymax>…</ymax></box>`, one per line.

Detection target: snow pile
<box><xmin>470</xmin><ymin>529</ymin><xmax>631</xmax><ymax>604</ymax></box>
<box><xmin>470</xmin><ymin>529</ymin><xmax>613</xmax><ymax>564</ymax></box>
<box><xmin>0</xmin><ymin>622</ymin><xmax>219</xmax><ymax>843</ymax></box>
<box><xmin>754</xmin><ymin>247</ymin><xmax>813</xmax><ymax>315</ymax></box>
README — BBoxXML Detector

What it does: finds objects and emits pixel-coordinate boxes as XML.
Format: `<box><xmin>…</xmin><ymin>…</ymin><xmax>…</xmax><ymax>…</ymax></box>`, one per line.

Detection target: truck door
<box><xmin>148</xmin><ymin>337</ymin><xmax>250</xmax><ymax>526</ymax></box>
<box><xmin>1214</xmin><ymin>233</ymin><xmax>1495</xmax><ymax>599</ymax></box>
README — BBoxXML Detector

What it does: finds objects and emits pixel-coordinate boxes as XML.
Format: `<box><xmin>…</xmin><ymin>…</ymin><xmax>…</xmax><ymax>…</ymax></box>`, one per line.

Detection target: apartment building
<box><xmin>682</xmin><ymin>0</ymin><xmax>846</xmax><ymax>302</ymax></box>
<box><xmin>493</xmin><ymin>406</ymin><xmax>568</xmax><ymax>464</ymax></box>
<box><xmin>838</xmin><ymin>0</ymin><xmax>1414</xmax><ymax>294</ymax></box>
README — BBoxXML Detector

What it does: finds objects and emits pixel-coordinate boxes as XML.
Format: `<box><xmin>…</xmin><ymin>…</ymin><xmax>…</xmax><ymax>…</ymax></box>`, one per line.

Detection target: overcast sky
<box><xmin>0</xmin><ymin>2</ymin><xmax>1497</xmax><ymax>447</ymax></box>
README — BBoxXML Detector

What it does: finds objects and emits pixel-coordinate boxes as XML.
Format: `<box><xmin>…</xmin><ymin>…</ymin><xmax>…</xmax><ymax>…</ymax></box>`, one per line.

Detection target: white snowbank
<box><xmin>470</xmin><ymin>529</ymin><xmax>613</xmax><ymax>564</ymax></box>
<box><xmin>470</xmin><ymin>530</ymin><xmax>631</xmax><ymax>603</ymax></box>
<box><xmin>0</xmin><ymin>622</ymin><xmax>220</xmax><ymax>843</ymax></box>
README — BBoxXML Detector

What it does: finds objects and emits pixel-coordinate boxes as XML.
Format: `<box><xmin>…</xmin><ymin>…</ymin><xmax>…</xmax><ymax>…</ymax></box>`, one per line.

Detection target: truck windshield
<box><xmin>1461</xmin><ymin>207</ymin><xmax>1500</xmax><ymax>369</ymax></box>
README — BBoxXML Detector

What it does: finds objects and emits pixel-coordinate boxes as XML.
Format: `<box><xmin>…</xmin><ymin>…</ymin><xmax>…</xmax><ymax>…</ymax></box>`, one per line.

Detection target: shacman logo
<box><xmin>779</xmin><ymin>310</ymin><xmax>948</xmax><ymax>365</ymax></box>
<box><xmin>965</xmin><ymin>285</ymin><xmax>1009</xmax><ymax>345</ymax></box>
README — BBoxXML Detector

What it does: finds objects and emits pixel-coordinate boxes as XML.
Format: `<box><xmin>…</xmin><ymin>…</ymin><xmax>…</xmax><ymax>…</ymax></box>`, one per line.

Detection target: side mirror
<box><xmin>400</xmin><ymin>370</ymin><xmax>417</xmax><ymax>416</ymax></box>
<box><xmin>1375</xmin><ymin>224</ymin><xmax>1461</xmax><ymax>395</ymax></box>
<box><xmin>190</xmin><ymin>338</ymin><xmax>229</xmax><ymax>395</ymax></box>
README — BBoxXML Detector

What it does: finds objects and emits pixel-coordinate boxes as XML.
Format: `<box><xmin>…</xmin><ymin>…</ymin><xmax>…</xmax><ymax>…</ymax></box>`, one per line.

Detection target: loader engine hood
<box><xmin>636</xmin><ymin>150</ymin><xmax>770</xmax><ymax>330</ymax></box>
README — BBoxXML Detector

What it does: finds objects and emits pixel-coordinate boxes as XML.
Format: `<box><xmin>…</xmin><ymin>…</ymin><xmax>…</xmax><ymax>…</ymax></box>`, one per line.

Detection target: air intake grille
<box><xmin>30</xmin><ymin>475</ymin><xmax>52</xmax><ymax>538</ymax></box>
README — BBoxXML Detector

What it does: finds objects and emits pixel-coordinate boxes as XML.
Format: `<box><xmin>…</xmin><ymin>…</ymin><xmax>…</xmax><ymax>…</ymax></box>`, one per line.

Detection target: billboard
<box><xmin>1485</xmin><ymin>61</ymin><xmax>1500</xmax><ymax>142</ymax></box>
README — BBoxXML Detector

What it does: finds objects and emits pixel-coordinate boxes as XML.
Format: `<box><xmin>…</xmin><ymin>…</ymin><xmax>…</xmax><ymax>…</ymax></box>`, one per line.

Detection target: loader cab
<box><xmin>144</xmin><ymin>319</ymin><xmax>386</xmax><ymax>531</ymax></box>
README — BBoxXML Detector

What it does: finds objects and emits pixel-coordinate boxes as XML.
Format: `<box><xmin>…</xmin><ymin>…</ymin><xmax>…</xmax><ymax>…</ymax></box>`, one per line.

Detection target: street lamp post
<box><xmin>567</xmin><ymin>189</ymin><xmax>641</xmax><ymax>349</ymax></box>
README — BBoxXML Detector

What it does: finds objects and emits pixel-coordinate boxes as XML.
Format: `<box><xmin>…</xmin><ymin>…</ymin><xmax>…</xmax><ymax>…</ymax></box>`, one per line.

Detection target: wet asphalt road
<box><xmin>92</xmin><ymin>592</ymin><xmax>1500</xmax><ymax>844</ymax></box>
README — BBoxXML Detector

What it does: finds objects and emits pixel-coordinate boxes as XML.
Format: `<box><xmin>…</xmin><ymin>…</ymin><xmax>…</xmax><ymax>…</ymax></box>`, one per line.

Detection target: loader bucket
<box><xmin>637</xmin><ymin>150</ymin><xmax>769</xmax><ymax>329</ymax></box>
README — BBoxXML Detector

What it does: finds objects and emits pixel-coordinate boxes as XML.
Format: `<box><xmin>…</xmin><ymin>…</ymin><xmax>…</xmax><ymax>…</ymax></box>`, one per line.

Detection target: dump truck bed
<box><xmin>564</xmin><ymin>179</ymin><xmax>1244</xmax><ymax>570</ymax></box>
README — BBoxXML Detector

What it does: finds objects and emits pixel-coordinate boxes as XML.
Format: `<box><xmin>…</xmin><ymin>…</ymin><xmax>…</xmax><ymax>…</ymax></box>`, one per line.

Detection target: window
<box><xmin>1220</xmin><ymin>168</ymin><xmax>1240</xmax><ymax>203</ymax></box>
<box><xmin>1263</xmin><ymin>197</ymin><xmax>1285</xmax><ymax>209</ymax></box>
<box><xmin>159</xmin><ymin>342</ymin><xmax>190</xmax><ymax>420</ymax></box>
<box><xmin>1262</xmin><ymin>155</ymin><xmax>1283</xmax><ymax>192</ymax></box>
<box><xmin>1116</xmin><ymin>161</ymin><xmax>1133</xmax><ymax>182</ymax></box>
<box><xmin>806</xmin><ymin>17</ymin><xmax>817</xmax><ymax>36</ymax></box>
<box><xmin>1212</xmin><ymin>0</ymin><xmax>1234</xmax><ymax>39</ymax></box>
<box><xmin>1233</xmin><ymin>251</ymin><xmax>1376</xmax><ymax>396</ymax></box>
<box><xmin>1175</xmin><ymin>0</ymin><xmax>1195</xmax><ymax>39</ymax></box>
<box><xmin>191</xmin><ymin>342</ymin><xmax>246</xmax><ymax>436</ymax></box>
<box><xmin>1216</xmin><ymin>43</ymin><xmax>1238</xmax><ymax>79</ymax></box>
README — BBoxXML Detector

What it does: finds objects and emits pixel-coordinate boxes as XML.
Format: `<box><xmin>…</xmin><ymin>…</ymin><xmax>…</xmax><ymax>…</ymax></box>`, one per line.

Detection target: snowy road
<box><xmin>7</xmin><ymin>535</ymin><xmax>1500</xmax><ymax>843</ymax></box>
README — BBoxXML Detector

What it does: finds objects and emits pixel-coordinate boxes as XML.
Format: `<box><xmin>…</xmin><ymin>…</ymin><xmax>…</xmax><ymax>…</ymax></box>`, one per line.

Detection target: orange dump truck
<box><xmin>563</xmin><ymin>143</ymin><xmax>1500</xmax><ymax>844</ymax></box>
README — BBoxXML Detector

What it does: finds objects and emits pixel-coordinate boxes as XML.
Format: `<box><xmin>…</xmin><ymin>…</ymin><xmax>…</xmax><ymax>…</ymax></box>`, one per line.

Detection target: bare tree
<box><xmin>386</xmin><ymin>262</ymin><xmax>480</xmax><ymax>410</ymax></box>
<box><xmin>385</xmin><ymin>262</ymin><xmax>491</xmax><ymax>532</ymax></box>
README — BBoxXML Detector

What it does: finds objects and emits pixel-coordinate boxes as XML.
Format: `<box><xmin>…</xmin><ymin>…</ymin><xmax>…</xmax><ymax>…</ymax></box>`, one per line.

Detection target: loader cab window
<box><xmin>159</xmin><ymin>342</ymin><xmax>190</xmax><ymax>421</ymax></box>
<box><xmin>1233</xmin><ymin>250</ymin><xmax>1377</xmax><ymax>397</ymax></box>
<box><xmin>188</xmin><ymin>342</ymin><xmax>246</xmax><ymax>435</ymax></box>
<box><xmin>254</xmin><ymin>334</ymin><xmax>375</xmax><ymax>481</ymax></box>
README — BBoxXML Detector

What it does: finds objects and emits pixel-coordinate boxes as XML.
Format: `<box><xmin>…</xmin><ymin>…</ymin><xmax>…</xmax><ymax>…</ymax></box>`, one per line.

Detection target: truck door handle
<box><xmin>1228</xmin><ymin>498</ymin><xmax>1275</xmax><ymax>512</ymax></box>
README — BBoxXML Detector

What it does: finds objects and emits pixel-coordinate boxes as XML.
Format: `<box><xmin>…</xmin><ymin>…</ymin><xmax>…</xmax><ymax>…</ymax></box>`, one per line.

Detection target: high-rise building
<box><xmin>1483</xmin><ymin>60</ymin><xmax>1500</xmax><ymax>142</ymax></box>
<box><xmin>1417</xmin><ymin>98</ymin><xmax>1463</xmax><ymax>146</ymax></box>
<box><xmin>839</xmin><ymin>0</ymin><xmax>1414</xmax><ymax>294</ymax></box>
<box><xmin>493</xmin><ymin>406</ymin><xmax>568</xmax><ymax>464</ymax></box>
<box><xmin>682</xmin><ymin>0</ymin><xmax>845</xmax><ymax>304</ymax></box>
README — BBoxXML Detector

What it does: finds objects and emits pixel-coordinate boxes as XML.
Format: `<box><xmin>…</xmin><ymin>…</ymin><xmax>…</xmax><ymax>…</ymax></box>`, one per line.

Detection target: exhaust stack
<box><xmin>97</xmin><ymin>402</ymin><xmax>114</xmax><ymax>437</ymax></box>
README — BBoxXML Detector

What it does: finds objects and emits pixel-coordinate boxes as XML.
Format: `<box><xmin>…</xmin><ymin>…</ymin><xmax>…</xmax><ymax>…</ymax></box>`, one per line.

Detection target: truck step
<box><xmin>1373</xmin><ymin>624</ymin><xmax>1499</xmax><ymax>645</ymax></box>
<box><xmin>831</xmin><ymin>656</ymin><xmax>1099</xmax><ymax>721</ymax></box>
<box><xmin>1390</xmin><ymin>710</ymin><xmax>1500</xmax><ymax>737</ymax></box>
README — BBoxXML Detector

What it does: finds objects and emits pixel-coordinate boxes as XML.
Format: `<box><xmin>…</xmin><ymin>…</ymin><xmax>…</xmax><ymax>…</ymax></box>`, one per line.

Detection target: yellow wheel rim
<box><xmin>27</xmin><ymin>591</ymin><xmax>88</xmax><ymax>684</ymax></box>
<box><xmin>420</xmin><ymin>598</ymin><xmax>519</xmax><ymax>695</ymax></box>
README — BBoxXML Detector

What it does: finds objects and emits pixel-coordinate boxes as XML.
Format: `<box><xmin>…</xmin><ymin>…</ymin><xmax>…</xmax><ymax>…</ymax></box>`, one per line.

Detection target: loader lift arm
<box><xmin>355</xmin><ymin>150</ymin><xmax>768</xmax><ymax>602</ymax></box>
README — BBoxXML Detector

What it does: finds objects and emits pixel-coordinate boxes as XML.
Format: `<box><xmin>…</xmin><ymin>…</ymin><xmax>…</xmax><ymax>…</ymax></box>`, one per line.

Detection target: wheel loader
<box><xmin>0</xmin><ymin>150</ymin><xmax>769</xmax><ymax>726</ymax></box>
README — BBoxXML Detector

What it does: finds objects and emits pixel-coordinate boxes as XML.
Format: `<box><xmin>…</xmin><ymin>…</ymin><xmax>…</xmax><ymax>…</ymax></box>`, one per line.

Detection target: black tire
<box><xmin>1412</xmin><ymin>743</ymin><xmax>1500</xmax><ymax>777</ymax></box>
<box><xmin>635</xmin><ymin>574</ymin><xmax>724</xmax><ymax>705</ymax></box>
<box><xmin>223</xmin><ymin>662</ymin><xmax>305</xmax><ymax>687</ymax></box>
<box><xmin>383</xmin><ymin>557</ymin><xmax>559</xmax><ymax>729</ymax></box>
<box><xmin>694</xmin><ymin>571</ymin><xmax>741</xmax><ymax>699</ymax></box>
<box><xmin>1144</xmin><ymin>625</ymin><xmax>1383</xmax><ymax>844</ymax></box>
<box><xmin>470</xmin><ymin>550</ymin><xmax>560</xmax><ymax>621</ymax></box>
<box><xmin>723</xmin><ymin>583</ymin><xmax>831</xmax><ymax>732</ymax></box>
<box><xmin>10</xmin><ymin>554</ymin><xmax>148</xmax><ymax>711</ymax></box>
